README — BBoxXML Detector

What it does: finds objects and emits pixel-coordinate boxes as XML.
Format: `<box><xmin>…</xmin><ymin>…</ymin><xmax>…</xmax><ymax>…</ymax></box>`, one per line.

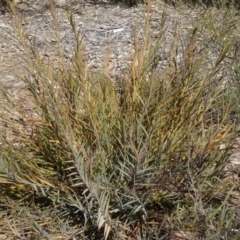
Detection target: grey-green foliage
<box><xmin>1</xmin><ymin>1</ymin><xmax>240</xmax><ymax>239</ymax></box>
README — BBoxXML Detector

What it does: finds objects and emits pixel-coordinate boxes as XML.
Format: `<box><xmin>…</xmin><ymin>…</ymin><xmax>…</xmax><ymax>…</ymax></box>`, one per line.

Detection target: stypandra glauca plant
<box><xmin>0</xmin><ymin>0</ymin><xmax>240</xmax><ymax>239</ymax></box>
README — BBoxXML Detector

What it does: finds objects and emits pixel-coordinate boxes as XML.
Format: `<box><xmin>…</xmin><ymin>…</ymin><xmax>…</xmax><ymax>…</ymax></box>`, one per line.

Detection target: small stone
<box><xmin>16</xmin><ymin>3</ymin><xmax>29</xmax><ymax>11</ymax></box>
<box><xmin>219</xmin><ymin>144</ymin><xmax>226</xmax><ymax>150</ymax></box>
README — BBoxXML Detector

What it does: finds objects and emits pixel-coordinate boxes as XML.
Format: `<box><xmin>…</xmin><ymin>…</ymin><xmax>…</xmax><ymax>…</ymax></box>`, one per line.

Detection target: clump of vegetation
<box><xmin>0</xmin><ymin>0</ymin><xmax>240</xmax><ymax>239</ymax></box>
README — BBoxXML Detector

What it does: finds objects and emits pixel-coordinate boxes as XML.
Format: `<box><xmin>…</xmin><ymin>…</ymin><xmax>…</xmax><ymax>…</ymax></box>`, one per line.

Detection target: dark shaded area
<box><xmin>0</xmin><ymin>0</ymin><xmax>8</xmax><ymax>6</ymax></box>
<box><xmin>109</xmin><ymin>0</ymin><xmax>145</xmax><ymax>7</ymax></box>
<box><xmin>164</xmin><ymin>0</ymin><xmax>240</xmax><ymax>8</ymax></box>
<box><xmin>95</xmin><ymin>0</ymin><xmax>240</xmax><ymax>8</ymax></box>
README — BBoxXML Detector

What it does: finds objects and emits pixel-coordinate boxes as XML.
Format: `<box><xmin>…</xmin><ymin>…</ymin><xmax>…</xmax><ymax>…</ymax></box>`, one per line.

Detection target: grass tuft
<box><xmin>0</xmin><ymin>0</ymin><xmax>240</xmax><ymax>239</ymax></box>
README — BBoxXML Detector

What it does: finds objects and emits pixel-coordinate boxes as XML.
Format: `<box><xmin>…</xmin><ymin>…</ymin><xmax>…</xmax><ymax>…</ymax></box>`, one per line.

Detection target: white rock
<box><xmin>219</xmin><ymin>144</ymin><xmax>226</xmax><ymax>150</ymax></box>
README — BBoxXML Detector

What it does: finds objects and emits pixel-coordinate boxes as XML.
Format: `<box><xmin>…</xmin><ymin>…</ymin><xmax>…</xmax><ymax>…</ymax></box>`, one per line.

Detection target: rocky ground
<box><xmin>0</xmin><ymin>0</ymin><xmax>195</xmax><ymax>85</ymax></box>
